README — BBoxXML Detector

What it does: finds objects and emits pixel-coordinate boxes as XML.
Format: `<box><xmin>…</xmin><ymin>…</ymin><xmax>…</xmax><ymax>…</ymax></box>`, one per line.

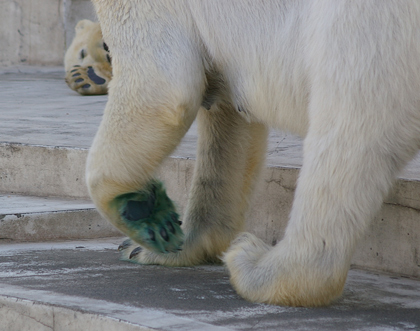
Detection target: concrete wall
<box><xmin>0</xmin><ymin>0</ymin><xmax>96</xmax><ymax>67</ymax></box>
<box><xmin>63</xmin><ymin>0</ymin><xmax>97</xmax><ymax>48</ymax></box>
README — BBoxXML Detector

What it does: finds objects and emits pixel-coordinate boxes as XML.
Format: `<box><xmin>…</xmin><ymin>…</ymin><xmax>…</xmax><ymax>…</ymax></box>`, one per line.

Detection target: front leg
<box><xmin>86</xmin><ymin>4</ymin><xmax>211</xmax><ymax>260</ymax></box>
<box><xmin>86</xmin><ymin>53</ymin><xmax>205</xmax><ymax>260</ymax></box>
<box><xmin>86</xmin><ymin>93</ymin><xmax>195</xmax><ymax>255</ymax></box>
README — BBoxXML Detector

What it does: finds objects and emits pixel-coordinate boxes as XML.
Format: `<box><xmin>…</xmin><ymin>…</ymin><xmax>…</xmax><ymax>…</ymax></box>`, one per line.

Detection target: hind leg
<box><xmin>224</xmin><ymin>125</ymin><xmax>420</xmax><ymax>306</ymax></box>
<box><xmin>224</xmin><ymin>78</ymin><xmax>420</xmax><ymax>306</ymax></box>
<box><xmin>224</xmin><ymin>6</ymin><xmax>420</xmax><ymax>304</ymax></box>
<box><xmin>121</xmin><ymin>104</ymin><xmax>268</xmax><ymax>266</ymax></box>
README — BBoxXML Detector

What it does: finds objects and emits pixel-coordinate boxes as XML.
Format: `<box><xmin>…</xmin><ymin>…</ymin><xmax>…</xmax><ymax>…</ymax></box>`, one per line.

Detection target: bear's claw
<box><xmin>129</xmin><ymin>246</ymin><xmax>143</xmax><ymax>259</ymax></box>
<box><xmin>114</xmin><ymin>180</ymin><xmax>184</xmax><ymax>254</ymax></box>
<box><xmin>118</xmin><ymin>239</ymin><xmax>132</xmax><ymax>251</ymax></box>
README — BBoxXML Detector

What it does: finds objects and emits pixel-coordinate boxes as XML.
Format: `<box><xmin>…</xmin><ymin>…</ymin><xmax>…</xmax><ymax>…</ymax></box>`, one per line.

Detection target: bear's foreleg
<box><xmin>86</xmin><ymin>80</ymin><xmax>201</xmax><ymax>254</ymax></box>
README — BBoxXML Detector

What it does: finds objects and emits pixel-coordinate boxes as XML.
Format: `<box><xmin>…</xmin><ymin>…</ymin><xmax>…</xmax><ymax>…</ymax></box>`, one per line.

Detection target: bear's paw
<box><xmin>65</xmin><ymin>64</ymin><xmax>110</xmax><ymax>95</ymax></box>
<box><xmin>113</xmin><ymin>180</ymin><xmax>184</xmax><ymax>255</ymax></box>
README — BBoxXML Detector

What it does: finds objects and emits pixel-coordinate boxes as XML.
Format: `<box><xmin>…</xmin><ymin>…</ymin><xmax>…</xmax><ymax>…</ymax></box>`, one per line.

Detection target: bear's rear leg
<box><xmin>224</xmin><ymin>118</ymin><xmax>420</xmax><ymax>306</ymax></box>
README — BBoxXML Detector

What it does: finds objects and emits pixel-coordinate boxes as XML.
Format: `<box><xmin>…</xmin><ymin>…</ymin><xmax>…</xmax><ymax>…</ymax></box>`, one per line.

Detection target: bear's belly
<box><xmin>190</xmin><ymin>0</ymin><xmax>310</xmax><ymax>136</ymax></box>
<box><xmin>227</xmin><ymin>70</ymin><xmax>309</xmax><ymax>137</ymax></box>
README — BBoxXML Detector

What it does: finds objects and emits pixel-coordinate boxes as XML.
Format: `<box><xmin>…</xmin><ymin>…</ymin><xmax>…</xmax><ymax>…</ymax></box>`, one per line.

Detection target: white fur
<box><xmin>87</xmin><ymin>0</ymin><xmax>420</xmax><ymax>306</ymax></box>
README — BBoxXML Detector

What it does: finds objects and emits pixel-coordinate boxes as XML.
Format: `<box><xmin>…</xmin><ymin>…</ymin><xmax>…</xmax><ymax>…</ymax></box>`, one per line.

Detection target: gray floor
<box><xmin>0</xmin><ymin>238</ymin><xmax>420</xmax><ymax>331</ymax></box>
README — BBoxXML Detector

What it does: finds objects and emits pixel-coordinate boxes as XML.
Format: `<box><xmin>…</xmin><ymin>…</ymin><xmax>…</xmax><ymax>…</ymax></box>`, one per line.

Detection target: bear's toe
<box><xmin>87</xmin><ymin>66</ymin><xmax>107</xmax><ymax>85</ymax></box>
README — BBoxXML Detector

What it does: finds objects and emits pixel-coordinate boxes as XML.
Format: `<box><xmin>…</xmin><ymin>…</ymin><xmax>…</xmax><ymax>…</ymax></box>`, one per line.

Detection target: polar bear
<box><xmin>86</xmin><ymin>1</ymin><xmax>420</xmax><ymax>307</ymax></box>
<box><xmin>64</xmin><ymin>19</ymin><xmax>112</xmax><ymax>95</ymax></box>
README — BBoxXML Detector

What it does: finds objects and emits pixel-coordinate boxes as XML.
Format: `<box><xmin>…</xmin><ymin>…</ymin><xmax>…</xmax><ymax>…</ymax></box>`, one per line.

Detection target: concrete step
<box><xmin>0</xmin><ymin>193</ymin><xmax>120</xmax><ymax>242</ymax></box>
<box><xmin>0</xmin><ymin>238</ymin><xmax>419</xmax><ymax>331</ymax></box>
<box><xmin>0</xmin><ymin>143</ymin><xmax>90</xmax><ymax>199</ymax></box>
<box><xmin>1</xmin><ymin>141</ymin><xmax>419</xmax><ymax>278</ymax></box>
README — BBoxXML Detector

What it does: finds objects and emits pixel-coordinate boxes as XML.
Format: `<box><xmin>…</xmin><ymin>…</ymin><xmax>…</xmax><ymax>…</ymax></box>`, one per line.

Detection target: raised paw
<box><xmin>65</xmin><ymin>64</ymin><xmax>111</xmax><ymax>95</ymax></box>
<box><xmin>113</xmin><ymin>180</ymin><xmax>184</xmax><ymax>254</ymax></box>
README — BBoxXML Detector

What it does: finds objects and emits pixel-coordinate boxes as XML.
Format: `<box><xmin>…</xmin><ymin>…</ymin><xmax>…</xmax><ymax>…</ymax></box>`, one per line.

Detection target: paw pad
<box><xmin>113</xmin><ymin>180</ymin><xmax>184</xmax><ymax>254</ymax></box>
<box><xmin>123</xmin><ymin>199</ymin><xmax>152</xmax><ymax>220</ymax></box>
<box><xmin>65</xmin><ymin>64</ymin><xmax>109</xmax><ymax>95</ymax></box>
<box><xmin>87</xmin><ymin>66</ymin><xmax>106</xmax><ymax>85</ymax></box>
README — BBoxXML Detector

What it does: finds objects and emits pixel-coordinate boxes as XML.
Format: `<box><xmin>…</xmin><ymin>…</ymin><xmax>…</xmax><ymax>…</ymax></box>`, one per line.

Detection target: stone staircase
<box><xmin>0</xmin><ymin>67</ymin><xmax>419</xmax><ymax>330</ymax></box>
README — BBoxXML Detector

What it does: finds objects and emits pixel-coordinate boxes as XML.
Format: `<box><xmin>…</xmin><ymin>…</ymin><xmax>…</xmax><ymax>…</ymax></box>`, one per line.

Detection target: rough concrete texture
<box><xmin>63</xmin><ymin>0</ymin><xmax>98</xmax><ymax>49</ymax></box>
<box><xmin>0</xmin><ymin>1</ymin><xmax>65</xmax><ymax>67</ymax></box>
<box><xmin>0</xmin><ymin>66</ymin><xmax>105</xmax><ymax>147</ymax></box>
<box><xmin>0</xmin><ymin>194</ymin><xmax>120</xmax><ymax>241</ymax></box>
<box><xmin>2</xmin><ymin>144</ymin><xmax>417</xmax><ymax>278</ymax></box>
<box><xmin>0</xmin><ymin>238</ymin><xmax>419</xmax><ymax>331</ymax></box>
<box><xmin>0</xmin><ymin>296</ymin><xmax>152</xmax><ymax>331</ymax></box>
<box><xmin>1</xmin><ymin>0</ymin><xmax>98</xmax><ymax>67</ymax></box>
<box><xmin>0</xmin><ymin>143</ymin><xmax>90</xmax><ymax>198</ymax></box>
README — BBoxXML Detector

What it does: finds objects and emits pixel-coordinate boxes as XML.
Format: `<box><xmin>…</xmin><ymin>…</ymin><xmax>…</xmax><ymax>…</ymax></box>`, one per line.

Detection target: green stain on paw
<box><xmin>112</xmin><ymin>179</ymin><xmax>184</xmax><ymax>254</ymax></box>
